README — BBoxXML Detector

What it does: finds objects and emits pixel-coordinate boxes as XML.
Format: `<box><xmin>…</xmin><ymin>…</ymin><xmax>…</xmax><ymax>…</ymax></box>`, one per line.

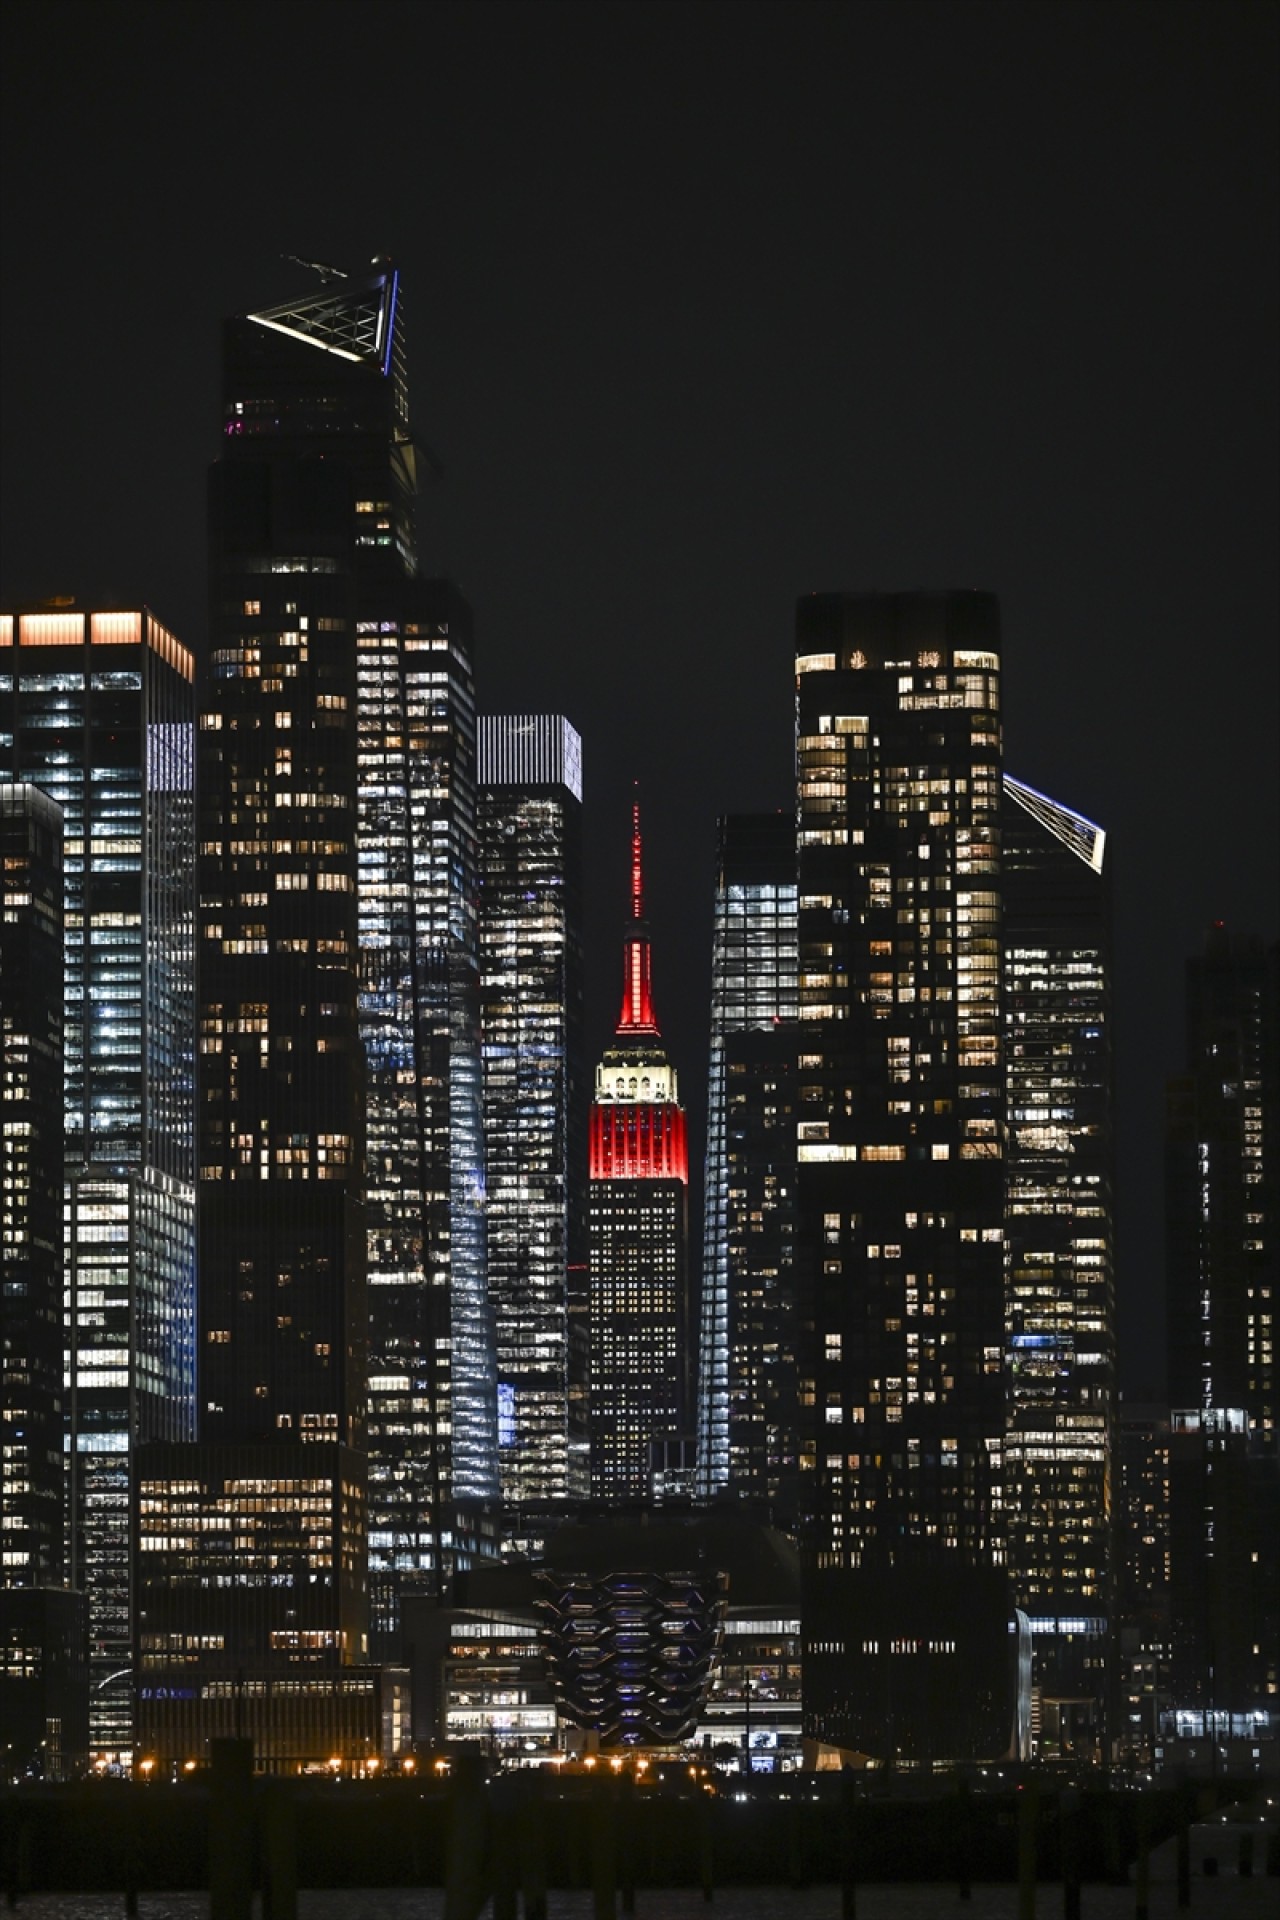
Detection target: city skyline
<box><xmin>1</xmin><ymin>3</ymin><xmax>1275</xmax><ymax>1409</ymax></box>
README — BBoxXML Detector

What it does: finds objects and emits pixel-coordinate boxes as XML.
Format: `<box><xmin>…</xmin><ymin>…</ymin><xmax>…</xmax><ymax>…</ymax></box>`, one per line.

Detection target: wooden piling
<box><xmin>519</xmin><ymin>1769</ymin><xmax>548</xmax><ymax>1920</ymax></box>
<box><xmin>1017</xmin><ymin>1777</ymin><xmax>1038</xmax><ymax>1920</ymax></box>
<box><xmin>1134</xmin><ymin>1795</ymin><xmax>1151</xmax><ymax>1920</ymax></box>
<box><xmin>209</xmin><ymin>1738</ymin><xmax>255</xmax><ymax>1920</ymax></box>
<box><xmin>1059</xmin><ymin>1787</ymin><xmax>1081</xmax><ymax>1920</ymax></box>
<box><xmin>443</xmin><ymin>1752</ymin><xmax>488</xmax><ymax>1920</ymax></box>
<box><xmin>261</xmin><ymin>1778</ymin><xmax>297</xmax><ymax>1920</ymax></box>
<box><xmin>591</xmin><ymin>1771</ymin><xmax>616</xmax><ymax>1920</ymax></box>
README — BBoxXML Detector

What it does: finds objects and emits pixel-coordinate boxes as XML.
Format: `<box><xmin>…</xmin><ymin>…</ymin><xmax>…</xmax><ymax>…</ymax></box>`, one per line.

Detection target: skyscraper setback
<box><xmin>589</xmin><ymin>807</ymin><xmax>690</xmax><ymax>1499</ymax></box>
<box><xmin>2</xmin><ymin>606</ymin><xmax>196</xmax><ymax>1765</ymax></box>
<box><xmin>478</xmin><ymin>715</ymin><xmax>589</xmax><ymax>1506</ymax></box>
<box><xmin>793</xmin><ymin>591</ymin><xmax>1012</xmax><ymax>1763</ymax></box>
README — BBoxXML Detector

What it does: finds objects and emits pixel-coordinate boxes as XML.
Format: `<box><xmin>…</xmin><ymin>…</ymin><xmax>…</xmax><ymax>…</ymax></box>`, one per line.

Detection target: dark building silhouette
<box><xmin>696</xmin><ymin>812</ymin><xmax>799</xmax><ymax>1517</ymax></box>
<box><xmin>588</xmin><ymin>806</ymin><xmax>689</xmax><ymax>1499</ymax></box>
<box><xmin>478</xmin><ymin>715</ymin><xmax>589</xmax><ymax>1505</ymax></box>
<box><xmin>1165</xmin><ymin>1408</ymin><xmax>1277</xmax><ymax>1741</ymax></box>
<box><xmin>792</xmin><ymin>592</ymin><xmax>1015</xmax><ymax>1764</ymax></box>
<box><xmin>1115</xmin><ymin>1403</ymin><xmax>1171</xmax><ymax>1765</ymax></box>
<box><xmin>1002</xmin><ymin>775</ymin><xmax>1117</xmax><ymax>1760</ymax></box>
<box><xmin>0</xmin><ymin>1587</ymin><xmax>88</xmax><ymax>1781</ymax></box>
<box><xmin>1164</xmin><ymin>929</ymin><xmax>1278</xmax><ymax>1742</ymax></box>
<box><xmin>3</xmin><ymin>606</ymin><xmax>196</xmax><ymax>1766</ymax></box>
<box><xmin>1166</xmin><ymin>928</ymin><xmax>1277</xmax><ymax>1435</ymax></box>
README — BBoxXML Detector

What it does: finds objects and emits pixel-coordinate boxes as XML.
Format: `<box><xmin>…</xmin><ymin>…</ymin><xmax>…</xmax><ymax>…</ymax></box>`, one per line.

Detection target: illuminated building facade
<box><xmin>441</xmin><ymin>1613</ymin><xmax>554</xmax><ymax>1758</ymax></box>
<box><xmin>478</xmin><ymin>715</ymin><xmax>589</xmax><ymax>1506</ymax></box>
<box><xmin>1</xmin><ymin>784</ymin><xmax>65</xmax><ymax>1590</ymax></box>
<box><xmin>1001</xmin><ymin>774</ymin><xmax>1116</xmax><ymax>1759</ymax></box>
<box><xmin>133</xmin><ymin>1442</ymin><xmax>411</xmax><ymax>1771</ymax></box>
<box><xmin>195</xmin><ymin>260</ymin><xmax>496</xmax><ymax>1680</ymax></box>
<box><xmin>357</xmin><ymin>580</ymin><xmax>495</xmax><ymax>1647</ymax></box>
<box><xmin>2</xmin><ymin>606</ymin><xmax>196</xmax><ymax>1765</ymax></box>
<box><xmin>696</xmin><ymin>813</ymin><xmax>799</xmax><ymax>1515</ymax></box>
<box><xmin>793</xmin><ymin>591</ymin><xmax>1012</xmax><ymax>1764</ymax></box>
<box><xmin>588</xmin><ymin>808</ymin><xmax>689</xmax><ymax>1499</ymax></box>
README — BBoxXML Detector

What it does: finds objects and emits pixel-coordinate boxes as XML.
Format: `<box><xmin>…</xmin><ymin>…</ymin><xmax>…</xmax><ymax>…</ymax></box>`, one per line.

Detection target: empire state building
<box><xmin>588</xmin><ymin>805</ymin><xmax>689</xmax><ymax>1497</ymax></box>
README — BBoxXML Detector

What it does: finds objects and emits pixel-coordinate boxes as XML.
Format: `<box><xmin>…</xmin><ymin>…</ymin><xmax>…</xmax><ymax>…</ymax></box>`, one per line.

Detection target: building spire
<box><xmin>616</xmin><ymin>797</ymin><xmax>659</xmax><ymax>1036</ymax></box>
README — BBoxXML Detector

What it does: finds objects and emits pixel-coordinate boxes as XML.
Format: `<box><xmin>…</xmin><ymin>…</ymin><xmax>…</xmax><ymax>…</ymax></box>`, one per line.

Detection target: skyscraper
<box><xmin>1</xmin><ymin>783</ymin><xmax>65</xmax><ymax>1591</ymax></box>
<box><xmin>1166</xmin><ymin>927</ymin><xmax>1277</xmax><ymax>1436</ymax></box>
<box><xmin>1</xmin><ymin>605</ymin><xmax>196</xmax><ymax>1765</ymax></box>
<box><xmin>588</xmin><ymin>805</ymin><xmax>689</xmax><ymax>1499</ymax></box>
<box><xmin>793</xmin><ymin>591</ymin><xmax>1013</xmax><ymax>1764</ymax></box>
<box><xmin>478</xmin><ymin>714</ymin><xmax>589</xmax><ymax>1506</ymax></box>
<box><xmin>137</xmin><ymin>260</ymin><xmax>493</xmax><ymax>1766</ymax></box>
<box><xmin>196</xmin><ymin>259</ymin><xmax>496</xmax><ymax>1653</ymax></box>
<box><xmin>357</xmin><ymin>580</ymin><xmax>496</xmax><ymax>1646</ymax></box>
<box><xmin>1002</xmin><ymin>774</ymin><xmax>1116</xmax><ymax>1760</ymax></box>
<box><xmin>1164</xmin><ymin>927</ymin><xmax>1278</xmax><ymax>1735</ymax></box>
<box><xmin>696</xmin><ymin>812</ymin><xmax>799</xmax><ymax>1516</ymax></box>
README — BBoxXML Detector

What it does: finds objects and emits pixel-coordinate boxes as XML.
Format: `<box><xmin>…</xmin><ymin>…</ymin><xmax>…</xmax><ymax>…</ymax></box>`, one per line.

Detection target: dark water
<box><xmin>10</xmin><ymin>1819</ymin><xmax>1277</xmax><ymax>1919</ymax></box>
<box><xmin>9</xmin><ymin>1857</ymin><xmax>1276</xmax><ymax>1920</ymax></box>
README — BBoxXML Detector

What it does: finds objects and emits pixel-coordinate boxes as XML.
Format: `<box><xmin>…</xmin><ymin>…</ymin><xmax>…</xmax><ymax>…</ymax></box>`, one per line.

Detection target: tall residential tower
<box><xmin>793</xmin><ymin>591</ymin><xmax>1013</xmax><ymax>1764</ymax></box>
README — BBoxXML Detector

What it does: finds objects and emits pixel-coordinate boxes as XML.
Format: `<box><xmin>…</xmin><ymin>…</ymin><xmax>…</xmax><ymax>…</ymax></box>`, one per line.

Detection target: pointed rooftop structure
<box><xmin>248</xmin><ymin>256</ymin><xmax>401</xmax><ymax>374</ymax></box>
<box><xmin>615</xmin><ymin>801</ymin><xmax>661</xmax><ymax>1037</ymax></box>
<box><xmin>590</xmin><ymin>797</ymin><xmax>686</xmax><ymax>1181</ymax></box>
<box><xmin>1004</xmin><ymin>773</ymin><xmax>1106</xmax><ymax>873</ymax></box>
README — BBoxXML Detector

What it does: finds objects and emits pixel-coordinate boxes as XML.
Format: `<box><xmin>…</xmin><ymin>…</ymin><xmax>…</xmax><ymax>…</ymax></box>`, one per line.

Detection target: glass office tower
<box><xmin>478</xmin><ymin>715</ymin><xmax>589</xmax><ymax>1505</ymax></box>
<box><xmin>1</xmin><ymin>784</ymin><xmax>65</xmax><ymax>1590</ymax></box>
<box><xmin>793</xmin><ymin>592</ymin><xmax>1013</xmax><ymax>1764</ymax></box>
<box><xmin>357</xmin><ymin>582</ymin><xmax>495</xmax><ymax>1647</ymax></box>
<box><xmin>1002</xmin><ymin>773</ymin><xmax>1116</xmax><ymax>1760</ymax></box>
<box><xmin>696</xmin><ymin>813</ymin><xmax>799</xmax><ymax>1516</ymax></box>
<box><xmin>188</xmin><ymin>260</ymin><xmax>495</xmax><ymax>1701</ymax></box>
<box><xmin>1</xmin><ymin>607</ymin><xmax>196</xmax><ymax>1765</ymax></box>
<box><xmin>588</xmin><ymin>806</ymin><xmax>689</xmax><ymax>1499</ymax></box>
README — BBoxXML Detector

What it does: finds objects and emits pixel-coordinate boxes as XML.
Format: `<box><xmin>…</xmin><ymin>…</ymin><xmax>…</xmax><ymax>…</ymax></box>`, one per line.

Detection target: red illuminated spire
<box><xmin>616</xmin><ymin>800</ymin><xmax>660</xmax><ymax>1036</ymax></box>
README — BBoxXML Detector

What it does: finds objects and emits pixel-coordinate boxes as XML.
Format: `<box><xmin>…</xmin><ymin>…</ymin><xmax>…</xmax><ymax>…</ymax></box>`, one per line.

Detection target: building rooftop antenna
<box><xmin>281</xmin><ymin>253</ymin><xmax>349</xmax><ymax>284</ymax></box>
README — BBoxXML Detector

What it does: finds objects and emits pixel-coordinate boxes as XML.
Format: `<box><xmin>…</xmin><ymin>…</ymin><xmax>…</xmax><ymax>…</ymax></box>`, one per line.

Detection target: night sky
<box><xmin>3</xmin><ymin>1</ymin><xmax>1275</xmax><ymax>1399</ymax></box>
